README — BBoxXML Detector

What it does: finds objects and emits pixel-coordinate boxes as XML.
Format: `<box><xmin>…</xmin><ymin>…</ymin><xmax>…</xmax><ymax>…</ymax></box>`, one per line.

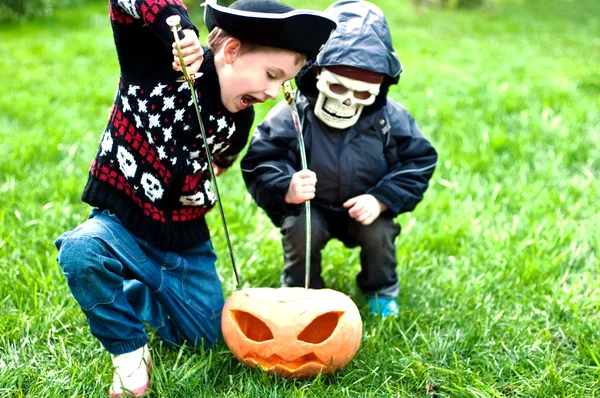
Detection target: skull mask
<box><xmin>314</xmin><ymin>66</ymin><xmax>384</xmax><ymax>129</ymax></box>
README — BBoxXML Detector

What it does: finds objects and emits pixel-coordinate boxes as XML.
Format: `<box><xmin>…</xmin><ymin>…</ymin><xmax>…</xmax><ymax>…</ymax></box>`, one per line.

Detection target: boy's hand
<box><xmin>213</xmin><ymin>165</ymin><xmax>227</xmax><ymax>177</ymax></box>
<box><xmin>172</xmin><ymin>29</ymin><xmax>203</xmax><ymax>76</ymax></box>
<box><xmin>285</xmin><ymin>170</ymin><xmax>317</xmax><ymax>204</ymax></box>
<box><xmin>343</xmin><ymin>194</ymin><xmax>388</xmax><ymax>225</ymax></box>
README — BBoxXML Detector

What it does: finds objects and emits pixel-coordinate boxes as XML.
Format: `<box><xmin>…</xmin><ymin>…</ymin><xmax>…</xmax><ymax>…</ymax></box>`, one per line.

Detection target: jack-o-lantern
<box><xmin>221</xmin><ymin>287</ymin><xmax>362</xmax><ymax>378</ymax></box>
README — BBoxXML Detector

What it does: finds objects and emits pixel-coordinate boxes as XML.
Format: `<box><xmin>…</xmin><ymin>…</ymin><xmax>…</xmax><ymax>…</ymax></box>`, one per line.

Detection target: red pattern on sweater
<box><xmin>90</xmin><ymin>161</ymin><xmax>166</xmax><ymax>222</ymax></box>
<box><xmin>109</xmin><ymin>5</ymin><xmax>134</xmax><ymax>24</ymax></box>
<box><xmin>110</xmin><ymin>0</ymin><xmax>187</xmax><ymax>24</ymax></box>
<box><xmin>172</xmin><ymin>206</ymin><xmax>208</xmax><ymax>222</ymax></box>
<box><xmin>110</xmin><ymin>109</ymin><xmax>172</xmax><ymax>184</ymax></box>
<box><xmin>181</xmin><ymin>172</ymin><xmax>205</xmax><ymax>193</ymax></box>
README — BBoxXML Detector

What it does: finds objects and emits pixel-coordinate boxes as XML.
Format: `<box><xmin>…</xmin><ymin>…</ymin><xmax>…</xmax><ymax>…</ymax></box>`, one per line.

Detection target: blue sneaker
<box><xmin>368</xmin><ymin>297</ymin><xmax>399</xmax><ymax>318</ymax></box>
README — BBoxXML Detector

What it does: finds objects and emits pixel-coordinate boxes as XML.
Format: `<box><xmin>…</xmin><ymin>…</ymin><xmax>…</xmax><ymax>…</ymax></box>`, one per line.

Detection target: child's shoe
<box><xmin>109</xmin><ymin>344</ymin><xmax>151</xmax><ymax>397</ymax></box>
<box><xmin>368</xmin><ymin>297</ymin><xmax>399</xmax><ymax>318</ymax></box>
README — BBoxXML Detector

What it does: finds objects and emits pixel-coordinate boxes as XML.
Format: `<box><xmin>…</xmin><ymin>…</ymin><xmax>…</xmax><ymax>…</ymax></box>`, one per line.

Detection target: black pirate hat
<box><xmin>203</xmin><ymin>0</ymin><xmax>337</xmax><ymax>60</ymax></box>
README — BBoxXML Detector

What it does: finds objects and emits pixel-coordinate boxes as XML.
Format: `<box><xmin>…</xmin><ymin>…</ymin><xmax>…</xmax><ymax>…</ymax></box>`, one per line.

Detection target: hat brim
<box><xmin>203</xmin><ymin>0</ymin><xmax>337</xmax><ymax>60</ymax></box>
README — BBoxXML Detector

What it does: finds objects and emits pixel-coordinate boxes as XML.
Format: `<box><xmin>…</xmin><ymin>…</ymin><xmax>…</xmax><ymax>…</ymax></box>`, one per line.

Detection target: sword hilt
<box><xmin>167</xmin><ymin>15</ymin><xmax>198</xmax><ymax>83</ymax></box>
<box><xmin>283</xmin><ymin>80</ymin><xmax>295</xmax><ymax>105</ymax></box>
<box><xmin>166</xmin><ymin>15</ymin><xmax>186</xmax><ymax>40</ymax></box>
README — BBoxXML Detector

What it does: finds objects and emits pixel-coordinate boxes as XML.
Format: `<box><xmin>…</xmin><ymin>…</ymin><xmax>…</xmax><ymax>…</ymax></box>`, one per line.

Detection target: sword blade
<box><xmin>283</xmin><ymin>81</ymin><xmax>311</xmax><ymax>290</ymax></box>
<box><xmin>168</xmin><ymin>17</ymin><xmax>240</xmax><ymax>286</ymax></box>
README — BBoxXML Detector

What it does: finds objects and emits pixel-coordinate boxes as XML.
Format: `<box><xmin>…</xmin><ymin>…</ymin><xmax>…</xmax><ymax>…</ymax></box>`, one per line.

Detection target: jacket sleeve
<box><xmin>240</xmin><ymin>101</ymin><xmax>302</xmax><ymax>227</ymax></box>
<box><xmin>368</xmin><ymin>102</ymin><xmax>438</xmax><ymax>216</ymax></box>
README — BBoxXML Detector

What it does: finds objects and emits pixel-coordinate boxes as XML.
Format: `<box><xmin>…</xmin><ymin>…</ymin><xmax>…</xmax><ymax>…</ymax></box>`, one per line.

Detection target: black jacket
<box><xmin>241</xmin><ymin>91</ymin><xmax>437</xmax><ymax>227</ymax></box>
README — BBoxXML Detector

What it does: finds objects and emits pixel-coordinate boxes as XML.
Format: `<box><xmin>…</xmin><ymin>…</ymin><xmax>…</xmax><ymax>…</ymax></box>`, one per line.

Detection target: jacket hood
<box><xmin>296</xmin><ymin>0</ymin><xmax>402</xmax><ymax>112</ymax></box>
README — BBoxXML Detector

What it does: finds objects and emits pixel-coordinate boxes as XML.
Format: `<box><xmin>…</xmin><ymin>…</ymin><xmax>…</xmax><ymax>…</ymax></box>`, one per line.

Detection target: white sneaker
<box><xmin>109</xmin><ymin>344</ymin><xmax>151</xmax><ymax>397</ymax></box>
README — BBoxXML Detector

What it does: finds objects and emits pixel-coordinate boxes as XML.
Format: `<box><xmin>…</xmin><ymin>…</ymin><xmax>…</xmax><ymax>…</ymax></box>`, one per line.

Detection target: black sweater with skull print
<box><xmin>81</xmin><ymin>0</ymin><xmax>254</xmax><ymax>251</ymax></box>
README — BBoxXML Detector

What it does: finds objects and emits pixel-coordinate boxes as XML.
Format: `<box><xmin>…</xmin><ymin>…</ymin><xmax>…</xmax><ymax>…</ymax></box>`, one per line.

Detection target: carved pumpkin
<box><xmin>221</xmin><ymin>287</ymin><xmax>362</xmax><ymax>378</ymax></box>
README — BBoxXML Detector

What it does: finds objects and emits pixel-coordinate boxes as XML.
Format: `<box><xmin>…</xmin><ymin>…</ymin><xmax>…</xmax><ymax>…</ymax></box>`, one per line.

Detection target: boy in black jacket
<box><xmin>242</xmin><ymin>0</ymin><xmax>437</xmax><ymax>319</ymax></box>
<box><xmin>55</xmin><ymin>0</ymin><xmax>335</xmax><ymax>395</ymax></box>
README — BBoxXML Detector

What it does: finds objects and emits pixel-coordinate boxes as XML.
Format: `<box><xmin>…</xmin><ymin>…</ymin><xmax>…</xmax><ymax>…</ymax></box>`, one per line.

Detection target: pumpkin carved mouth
<box><xmin>243</xmin><ymin>352</ymin><xmax>325</xmax><ymax>371</ymax></box>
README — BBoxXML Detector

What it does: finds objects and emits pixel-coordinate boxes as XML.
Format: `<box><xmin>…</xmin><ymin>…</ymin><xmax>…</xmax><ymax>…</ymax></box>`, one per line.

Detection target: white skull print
<box><xmin>204</xmin><ymin>180</ymin><xmax>216</xmax><ymax>204</ymax></box>
<box><xmin>140</xmin><ymin>172</ymin><xmax>164</xmax><ymax>202</ymax></box>
<box><xmin>116</xmin><ymin>146</ymin><xmax>137</xmax><ymax>178</ymax></box>
<box><xmin>117</xmin><ymin>0</ymin><xmax>139</xmax><ymax>18</ymax></box>
<box><xmin>179</xmin><ymin>191</ymin><xmax>205</xmax><ymax>206</ymax></box>
<box><xmin>99</xmin><ymin>129</ymin><xmax>114</xmax><ymax>157</ymax></box>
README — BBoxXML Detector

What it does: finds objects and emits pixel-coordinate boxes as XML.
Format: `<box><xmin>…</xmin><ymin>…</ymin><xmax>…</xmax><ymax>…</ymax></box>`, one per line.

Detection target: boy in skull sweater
<box><xmin>55</xmin><ymin>0</ymin><xmax>336</xmax><ymax>396</ymax></box>
<box><xmin>241</xmin><ymin>0</ymin><xmax>437</xmax><ymax>318</ymax></box>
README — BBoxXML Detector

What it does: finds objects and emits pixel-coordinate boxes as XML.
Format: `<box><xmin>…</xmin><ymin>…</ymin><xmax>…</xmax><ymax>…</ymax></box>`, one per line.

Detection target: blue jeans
<box><xmin>55</xmin><ymin>209</ymin><xmax>224</xmax><ymax>355</ymax></box>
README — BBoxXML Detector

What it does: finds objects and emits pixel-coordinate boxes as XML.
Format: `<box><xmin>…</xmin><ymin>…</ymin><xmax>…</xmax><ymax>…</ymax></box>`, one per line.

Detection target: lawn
<box><xmin>0</xmin><ymin>0</ymin><xmax>599</xmax><ymax>396</ymax></box>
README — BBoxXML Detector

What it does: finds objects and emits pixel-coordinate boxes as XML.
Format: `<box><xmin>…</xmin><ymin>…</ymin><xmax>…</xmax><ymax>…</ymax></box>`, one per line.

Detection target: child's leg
<box><xmin>127</xmin><ymin>240</ymin><xmax>224</xmax><ymax>349</ymax></box>
<box><xmin>280</xmin><ymin>206</ymin><xmax>330</xmax><ymax>289</ymax></box>
<box><xmin>56</xmin><ymin>209</ymin><xmax>223</xmax><ymax>354</ymax></box>
<box><xmin>55</xmin><ymin>210</ymin><xmax>152</xmax><ymax>355</ymax></box>
<box><xmin>345</xmin><ymin>216</ymin><xmax>401</xmax><ymax>298</ymax></box>
<box><xmin>122</xmin><ymin>280</ymin><xmax>185</xmax><ymax>346</ymax></box>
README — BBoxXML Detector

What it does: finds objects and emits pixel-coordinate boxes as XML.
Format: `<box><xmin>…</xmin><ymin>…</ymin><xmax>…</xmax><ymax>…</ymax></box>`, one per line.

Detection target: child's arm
<box><xmin>241</xmin><ymin>102</ymin><xmax>305</xmax><ymax>224</ymax></box>
<box><xmin>367</xmin><ymin>102</ymin><xmax>438</xmax><ymax>216</ymax></box>
<box><xmin>110</xmin><ymin>0</ymin><xmax>201</xmax><ymax>73</ymax></box>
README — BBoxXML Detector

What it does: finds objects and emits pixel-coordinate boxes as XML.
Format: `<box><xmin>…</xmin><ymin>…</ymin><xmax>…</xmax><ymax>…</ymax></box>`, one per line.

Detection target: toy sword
<box><xmin>282</xmin><ymin>81</ymin><xmax>311</xmax><ymax>289</ymax></box>
<box><xmin>167</xmin><ymin>15</ymin><xmax>240</xmax><ymax>286</ymax></box>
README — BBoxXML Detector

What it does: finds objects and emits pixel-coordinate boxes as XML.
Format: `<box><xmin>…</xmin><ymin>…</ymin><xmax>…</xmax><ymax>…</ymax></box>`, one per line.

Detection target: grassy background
<box><xmin>0</xmin><ymin>0</ymin><xmax>599</xmax><ymax>396</ymax></box>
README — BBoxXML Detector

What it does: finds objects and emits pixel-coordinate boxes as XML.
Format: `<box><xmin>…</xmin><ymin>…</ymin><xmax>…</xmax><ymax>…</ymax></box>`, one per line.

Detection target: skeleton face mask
<box><xmin>314</xmin><ymin>68</ymin><xmax>382</xmax><ymax>129</ymax></box>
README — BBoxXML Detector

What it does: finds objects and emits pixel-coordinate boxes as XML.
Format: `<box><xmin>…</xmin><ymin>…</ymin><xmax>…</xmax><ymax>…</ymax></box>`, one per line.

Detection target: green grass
<box><xmin>1</xmin><ymin>0</ymin><xmax>599</xmax><ymax>396</ymax></box>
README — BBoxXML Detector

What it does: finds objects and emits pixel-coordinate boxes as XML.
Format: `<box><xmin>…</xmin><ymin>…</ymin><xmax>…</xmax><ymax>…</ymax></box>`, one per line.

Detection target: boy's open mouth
<box><xmin>241</xmin><ymin>95</ymin><xmax>260</xmax><ymax>107</ymax></box>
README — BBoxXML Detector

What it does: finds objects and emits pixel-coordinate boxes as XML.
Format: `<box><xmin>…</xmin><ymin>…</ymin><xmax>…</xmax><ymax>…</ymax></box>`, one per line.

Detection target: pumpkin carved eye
<box><xmin>297</xmin><ymin>312</ymin><xmax>344</xmax><ymax>344</ymax></box>
<box><xmin>231</xmin><ymin>310</ymin><xmax>274</xmax><ymax>342</ymax></box>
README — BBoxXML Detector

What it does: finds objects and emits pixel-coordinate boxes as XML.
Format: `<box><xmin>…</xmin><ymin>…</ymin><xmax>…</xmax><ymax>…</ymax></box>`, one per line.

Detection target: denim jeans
<box><xmin>281</xmin><ymin>205</ymin><xmax>401</xmax><ymax>298</ymax></box>
<box><xmin>55</xmin><ymin>209</ymin><xmax>224</xmax><ymax>355</ymax></box>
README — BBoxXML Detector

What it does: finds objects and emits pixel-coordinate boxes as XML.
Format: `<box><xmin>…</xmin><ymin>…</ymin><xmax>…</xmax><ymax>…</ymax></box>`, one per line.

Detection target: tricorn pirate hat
<box><xmin>203</xmin><ymin>0</ymin><xmax>337</xmax><ymax>60</ymax></box>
